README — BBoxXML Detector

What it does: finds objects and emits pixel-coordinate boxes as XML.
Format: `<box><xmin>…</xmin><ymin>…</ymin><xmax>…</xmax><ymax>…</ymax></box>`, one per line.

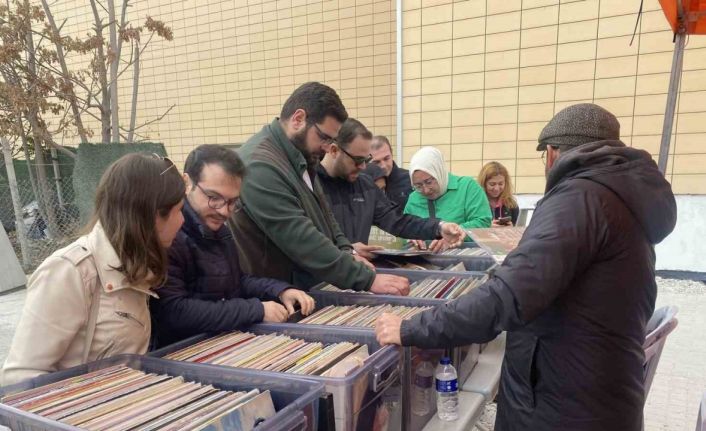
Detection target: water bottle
<box><xmin>411</xmin><ymin>355</ymin><xmax>434</xmax><ymax>415</ymax></box>
<box><xmin>435</xmin><ymin>357</ymin><xmax>459</xmax><ymax>421</ymax></box>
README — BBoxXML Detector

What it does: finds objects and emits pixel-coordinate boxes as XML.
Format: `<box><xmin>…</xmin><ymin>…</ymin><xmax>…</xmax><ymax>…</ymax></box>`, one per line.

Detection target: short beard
<box><xmin>291</xmin><ymin>127</ymin><xmax>322</xmax><ymax>168</ymax></box>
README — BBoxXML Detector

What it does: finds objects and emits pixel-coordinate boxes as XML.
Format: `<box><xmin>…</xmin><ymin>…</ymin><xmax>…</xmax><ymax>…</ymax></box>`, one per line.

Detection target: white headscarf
<box><xmin>409</xmin><ymin>146</ymin><xmax>449</xmax><ymax>196</ymax></box>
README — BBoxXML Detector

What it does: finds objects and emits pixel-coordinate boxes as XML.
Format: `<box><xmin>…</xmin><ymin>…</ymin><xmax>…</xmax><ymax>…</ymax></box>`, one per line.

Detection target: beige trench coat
<box><xmin>1</xmin><ymin>223</ymin><xmax>156</xmax><ymax>386</ymax></box>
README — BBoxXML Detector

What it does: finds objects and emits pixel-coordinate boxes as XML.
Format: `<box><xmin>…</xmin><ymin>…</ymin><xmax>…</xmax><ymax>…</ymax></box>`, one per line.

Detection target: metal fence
<box><xmin>0</xmin><ymin>177</ymin><xmax>81</xmax><ymax>271</ymax></box>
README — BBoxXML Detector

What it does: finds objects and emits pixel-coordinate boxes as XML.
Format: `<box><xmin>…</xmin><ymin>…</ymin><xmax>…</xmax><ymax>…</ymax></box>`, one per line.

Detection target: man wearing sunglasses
<box><xmin>230</xmin><ymin>82</ymin><xmax>409</xmax><ymax>296</ymax></box>
<box><xmin>318</xmin><ymin>118</ymin><xmax>465</xmax><ymax>258</ymax></box>
<box><xmin>150</xmin><ymin>145</ymin><xmax>315</xmax><ymax>348</ymax></box>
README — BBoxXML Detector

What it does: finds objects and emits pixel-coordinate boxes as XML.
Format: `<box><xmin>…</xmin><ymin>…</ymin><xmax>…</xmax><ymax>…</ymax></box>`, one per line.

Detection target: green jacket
<box><xmin>229</xmin><ymin>119</ymin><xmax>375</xmax><ymax>291</ymax></box>
<box><xmin>404</xmin><ymin>173</ymin><xmax>492</xmax><ymax>235</ymax></box>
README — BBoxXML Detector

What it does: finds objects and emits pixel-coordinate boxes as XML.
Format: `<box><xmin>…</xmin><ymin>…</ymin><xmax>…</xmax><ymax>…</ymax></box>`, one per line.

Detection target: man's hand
<box><xmin>262</xmin><ymin>301</ymin><xmax>289</xmax><ymax>322</ymax></box>
<box><xmin>352</xmin><ymin>242</ymin><xmax>384</xmax><ymax>260</ymax></box>
<box><xmin>278</xmin><ymin>288</ymin><xmax>316</xmax><ymax>316</ymax></box>
<box><xmin>439</xmin><ymin>222</ymin><xmax>465</xmax><ymax>248</ymax></box>
<box><xmin>352</xmin><ymin>253</ymin><xmax>375</xmax><ymax>270</ymax></box>
<box><xmin>370</xmin><ymin>274</ymin><xmax>410</xmax><ymax>296</ymax></box>
<box><xmin>428</xmin><ymin>239</ymin><xmax>447</xmax><ymax>253</ymax></box>
<box><xmin>375</xmin><ymin>312</ymin><xmax>403</xmax><ymax>346</ymax></box>
<box><xmin>409</xmin><ymin>239</ymin><xmax>427</xmax><ymax>250</ymax></box>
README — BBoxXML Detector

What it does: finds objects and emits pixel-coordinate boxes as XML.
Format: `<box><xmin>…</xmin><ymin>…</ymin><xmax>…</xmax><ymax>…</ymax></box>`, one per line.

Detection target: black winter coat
<box><xmin>385</xmin><ymin>162</ymin><xmax>412</xmax><ymax>209</ymax></box>
<box><xmin>316</xmin><ymin>165</ymin><xmax>440</xmax><ymax>244</ymax></box>
<box><xmin>150</xmin><ymin>201</ymin><xmax>290</xmax><ymax>348</ymax></box>
<box><xmin>400</xmin><ymin>140</ymin><xmax>677</xmax><ymax>431</ymax></box>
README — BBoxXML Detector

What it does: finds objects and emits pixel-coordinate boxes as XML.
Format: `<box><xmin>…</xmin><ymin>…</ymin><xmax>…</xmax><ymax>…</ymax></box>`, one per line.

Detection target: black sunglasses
<box><xmin>338</xmin><ymin>145</ymin><xmax>373</xmax><ymax>166</ymax></box>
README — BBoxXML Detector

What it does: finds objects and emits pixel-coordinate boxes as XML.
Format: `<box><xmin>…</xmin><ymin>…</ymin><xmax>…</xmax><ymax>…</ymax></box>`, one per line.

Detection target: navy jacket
<box><xmin>385</xmin><ymin>162</ymin><xmax>412</xmax><ymax>209</ymax></box>
<box><xmin>150</xmin><ymin>201</ymin><xmax>290</xmax><ymax>348</ymax></box>
<box><xmin>401</xmin><ymin>141</ymin><xmax>677</xmax><ymax>431</ymax></box>
<box><xmin>316</xmin><ymin>165</ymin><xmax>440</xmax><ymax>244</ymax></box>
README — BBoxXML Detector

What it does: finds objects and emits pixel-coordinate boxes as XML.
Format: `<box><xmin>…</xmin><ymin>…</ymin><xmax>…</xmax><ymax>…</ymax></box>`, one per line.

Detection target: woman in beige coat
<box><xmin>1</xmin><ymin>153</ymin><xmax>186</xmax><ymax>385</ymax></box>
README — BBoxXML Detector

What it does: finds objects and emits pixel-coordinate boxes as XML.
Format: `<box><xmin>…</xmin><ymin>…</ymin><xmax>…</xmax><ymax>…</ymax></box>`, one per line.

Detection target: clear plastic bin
<box><xmin>310</xmin><ymin>270</ymin><xmax>488</xmax><ymax>307</ymax></box>
<box><xmin>0</xmin><ymin>354</ymin><xmax>323</xmax><ymax>431</ymax></box>
<box><xmin>278</xmin><ymin>294</ymin><xmax>482</xmax><ymax>431</ymax></box>
<box><xmin>151</xmin><ymin>324</ymin><xmax>402</xmax><ymax>431</ymax></box>
<box><xmin>374</xmin><ymin>244</ymin><xmax>496</xmax><ymax>273</ymax></box>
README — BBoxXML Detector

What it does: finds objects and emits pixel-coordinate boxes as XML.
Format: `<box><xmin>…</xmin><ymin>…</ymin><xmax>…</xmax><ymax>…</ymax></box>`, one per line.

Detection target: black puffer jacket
<box><xmin>150</xmin><ymin>201</ymin><xmax>290</xmax><ymax>348</ymax></box>
<box><xmin>401</xmin><ymin>140</ymin><xmax>677</xmax><ymax>431</ymax></box>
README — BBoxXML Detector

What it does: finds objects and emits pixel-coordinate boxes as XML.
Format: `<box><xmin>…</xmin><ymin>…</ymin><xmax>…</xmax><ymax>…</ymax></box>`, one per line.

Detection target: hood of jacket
<box><xmin>546</xmin><ymin>139</ymin><xmax>677</xmax><ymax>244</ymax></box>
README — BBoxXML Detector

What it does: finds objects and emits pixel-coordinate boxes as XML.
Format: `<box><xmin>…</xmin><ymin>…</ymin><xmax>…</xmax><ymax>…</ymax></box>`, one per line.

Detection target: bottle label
<box><xmin>414</xmin><ymin>374</ymin><xmax>433</xmax><ymax>388</ymax></box>
<box><xmin>436</xmin><ymin>378</ymin><xmax>458</xmax><ymax>392</ymax></box>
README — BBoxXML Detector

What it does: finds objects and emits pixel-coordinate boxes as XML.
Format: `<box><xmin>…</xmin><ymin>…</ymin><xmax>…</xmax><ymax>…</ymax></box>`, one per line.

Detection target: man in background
<box><xmin>370</xmin><ymin>135</ymin><xmax>412</xmax><ymax>208</ymax></box>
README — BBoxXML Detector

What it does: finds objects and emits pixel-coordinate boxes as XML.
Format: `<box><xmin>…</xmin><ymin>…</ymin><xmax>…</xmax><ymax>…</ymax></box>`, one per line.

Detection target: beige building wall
<box><xmin>48</xmin><ymin>0</ymin><xmax>706</xmax><ymax>194</ymax></box>
<box><xmin>402</xmin><ymin>0</ymin><xmax>706</xmax><ymax>194</ymax></box>
<box><xmin>51</xmin><ymin>0</ymin><xmax>397</xmax><ymax>167</ymax></box>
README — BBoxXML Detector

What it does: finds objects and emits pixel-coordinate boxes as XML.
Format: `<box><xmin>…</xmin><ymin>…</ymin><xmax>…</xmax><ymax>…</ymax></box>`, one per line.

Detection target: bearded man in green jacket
<box><xmin>230</xmin><ymin>82</ymin><xmax>409</xmax><ymax>295</ymax></box>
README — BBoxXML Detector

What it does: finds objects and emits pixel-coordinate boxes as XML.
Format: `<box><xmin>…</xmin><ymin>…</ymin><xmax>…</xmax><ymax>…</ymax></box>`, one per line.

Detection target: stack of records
<box><xmin>1</xmin><ymin>365</ymin><xmax>275</xmax><ymax>431</ymax></box>
<box><xmin>439</xmin><ymin>248</ymin><xmax>488</xmax><ymax>257</ymax></box>
<box><xmin>408</xmin><ymin>277</ymin><xmax>483</xmax><ymax>299</ymax></box>
<box><xmin>298</xmin><ymin>304</ymin><xmax>431</xmax><ymax>327</ymax></box>
<box><xmin>164</xmin><ymin>331</ymin><xmax>366</xmax><ymax>376</ymax></box>
<box><xmin>319</xmin><ymin>284</ymin><xmax>373</xmax><ymax>294</ymax></box>
<box><xmin>466</xmin><ymin>227</ymin><xmax>526</xmax><ymax>263</ymax></box>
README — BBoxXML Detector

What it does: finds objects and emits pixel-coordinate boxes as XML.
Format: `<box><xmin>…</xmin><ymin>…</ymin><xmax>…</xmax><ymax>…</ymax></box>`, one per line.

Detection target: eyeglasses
<box><xmin>412</xmin><ymin>177</ymin><xmax>437</xmax><ymax>191</ymax></box>
<box><xmin>194</xmin><ymin>182</ymin><xmax>244</xmax><ymax>213</ymax></box>
<box><xmin>153</xmin><ymin>153</ymin><xmax>176</xmax><ymax>176</ymax></box>
<box><xmin>338</xmin><ymin>145</ymin><xmax>373</xmax><ymax>166</ymax></box>
<box><xmin>312</xmin><ymin>122</ymin><xmax>337</xmax><ymax>145</ymax></box>
<box><xmin>541</xmin><ymin>150</ymin><xmax>547</xmax><ymax>165</ymax></box>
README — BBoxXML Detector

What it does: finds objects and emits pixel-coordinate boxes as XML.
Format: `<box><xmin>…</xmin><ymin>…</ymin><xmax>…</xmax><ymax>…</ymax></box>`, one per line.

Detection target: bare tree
<box><xmin>86</xmin><ymin>0</ymin><xmax>174</xmax><ymax>143</ymax></box>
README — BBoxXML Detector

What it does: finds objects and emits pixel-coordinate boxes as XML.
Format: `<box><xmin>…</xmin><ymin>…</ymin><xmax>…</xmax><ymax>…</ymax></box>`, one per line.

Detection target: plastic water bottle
<box><xmin>411</xmin><ymin>355</ymin><xmax>434</xmax><ymax>415</ymax></box>
<box><xmin>435</xmin><ymin>357</ymin><xmax>459</xmax><ymax>421</ymax></box>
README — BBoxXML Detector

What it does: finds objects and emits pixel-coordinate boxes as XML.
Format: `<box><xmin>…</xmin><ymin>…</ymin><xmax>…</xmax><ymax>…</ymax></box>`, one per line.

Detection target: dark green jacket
<box><xmin>229</xmin><ymin>119</ymin><xmax>375</xmax><ymax>291</ymax></box>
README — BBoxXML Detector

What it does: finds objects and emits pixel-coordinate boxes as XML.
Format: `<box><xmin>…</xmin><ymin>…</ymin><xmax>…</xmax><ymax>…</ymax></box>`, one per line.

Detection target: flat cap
<box><xmin>537</xmin><ymin>103</ymin><xmax>620</xmax><ymax>151</ymax></box>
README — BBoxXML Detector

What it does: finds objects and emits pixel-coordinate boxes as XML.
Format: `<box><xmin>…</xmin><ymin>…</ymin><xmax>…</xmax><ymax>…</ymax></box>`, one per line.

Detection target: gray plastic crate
<box><xmin>0</xmin><ymin>354</ymin><xmax>322</xmax><ymax>431</ymax></box>
<box><xmin>374</xmin><ymin>244</ymin><xmax>496</xmax><ymax>273</ymax></box>
<box><xmin>310</xmin><ymin>270</ymin><xmax>488</xmax><ymax>307</ymax></box>
<box><xmin>278</xmin><ymin>294</ymin><xmax>482</xmax><ymax>431</ymax></box>
<box><xmin>151</xmin><ymin>324</ymin><xmax>401</xmax><ymax>431</ymax></box>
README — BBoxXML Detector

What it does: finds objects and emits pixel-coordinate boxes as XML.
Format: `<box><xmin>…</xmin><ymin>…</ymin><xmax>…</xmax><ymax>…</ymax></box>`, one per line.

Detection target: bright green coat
<box><xmin>403</xmin><ymin>174</ymin><xmax>492</xmax><ymax>237</ymax></box>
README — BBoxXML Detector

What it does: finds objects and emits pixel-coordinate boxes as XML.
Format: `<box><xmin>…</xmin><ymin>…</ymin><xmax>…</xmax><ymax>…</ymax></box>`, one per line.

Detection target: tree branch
<box><xmin>120</xmin><ymin>104</ymin><xmax>174</xmax><ymax>132</ymax></box>
<box><xmin>40</xmin><ymin>0</ymin><xmax>88</xmax><ymax>142</ymax></box>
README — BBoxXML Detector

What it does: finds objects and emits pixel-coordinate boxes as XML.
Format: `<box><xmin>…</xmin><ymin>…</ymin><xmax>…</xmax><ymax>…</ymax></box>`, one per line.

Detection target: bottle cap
<box><xmin>440</xmin><ymin>357</ymin><xmax>451</xmax><ymax>365</ymax></box>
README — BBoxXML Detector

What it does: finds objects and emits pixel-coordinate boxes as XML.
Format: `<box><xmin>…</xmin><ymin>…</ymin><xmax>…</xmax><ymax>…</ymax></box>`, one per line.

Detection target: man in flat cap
<box><xmin>376</xmin><ymin>103</ymin><xmax>678</xmax><ymax>431</ymax></box>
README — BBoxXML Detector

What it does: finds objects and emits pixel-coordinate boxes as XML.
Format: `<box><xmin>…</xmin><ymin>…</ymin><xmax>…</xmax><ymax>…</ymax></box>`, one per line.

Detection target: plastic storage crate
<box><xmin>310</xmin><ymin>270</ymin><xmax>488</xmax><ymax>307</ymax></box>
<box><xmin>279</xmin><ymin>293</ymin><xmax>482</xmax><ymax>431</ymax></box>
<box><xmin>151</xmin><ymin>324</ymin><xmax>402</xmax><ymax>431</ymax></box>
<box><xmin>0</xmin><ymin>354</ymin><xmax>323</xmax><ymax>431</ymax></box>
<box><xmin>374</xmin><ymin>244</ymin><xmax>496</xmax><ymax>273</ymax></box>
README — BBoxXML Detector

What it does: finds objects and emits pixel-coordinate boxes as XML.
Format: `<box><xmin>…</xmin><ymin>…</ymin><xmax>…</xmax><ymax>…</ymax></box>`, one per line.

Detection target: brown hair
<box><xmin>89</xmin><ymin>153</ymin><xmax>185</xmax><ymax>287</ymax></box>
<box><xmin>477</xmin><ymin>161</ymin><xmax>517</xmax><ymax>209</ymax></box>
<box><xmin>371</xmin><ymin>135</ymin><xmax>391</xmax><ymax>152</ymax></box>
<box><xmin>337</xmin><ymin>118</ymin><xmax>373</xmax><ymax>150</ymax></box>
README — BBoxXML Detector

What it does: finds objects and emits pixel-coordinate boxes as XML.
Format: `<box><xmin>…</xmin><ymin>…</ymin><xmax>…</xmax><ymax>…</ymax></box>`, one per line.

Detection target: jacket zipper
<box><xmin>115</xmin><ymin>311</ymin><xmax>145</xmax><ymax>328</ymax></box>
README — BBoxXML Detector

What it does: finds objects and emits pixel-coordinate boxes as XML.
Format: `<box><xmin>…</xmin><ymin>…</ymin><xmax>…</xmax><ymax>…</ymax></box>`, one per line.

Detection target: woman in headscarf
<box><xmin>403</xmin><ymin>147</ymin><xmax>491</xmax><ymax>238</ymax></box>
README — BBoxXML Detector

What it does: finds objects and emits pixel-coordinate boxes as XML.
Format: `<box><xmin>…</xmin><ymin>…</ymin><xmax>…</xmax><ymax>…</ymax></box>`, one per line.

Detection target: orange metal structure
<box><xmin>656</xmin><ymin>0</ymin><xmax>706</xmax><ymax>174</ymax></box>
<box><xmin>658</xmin><ymin>0</ymin><xmax>706</xmax><ymax>34</ymax></box>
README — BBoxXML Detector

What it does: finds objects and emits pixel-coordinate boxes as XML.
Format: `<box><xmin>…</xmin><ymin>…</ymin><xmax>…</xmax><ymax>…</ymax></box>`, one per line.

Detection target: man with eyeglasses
<box><xmin>150</xmin><ymin>145</ymin><xmax>315</xmax><ymax>348</ymax></box>
<box><xmin>230</xmin><ymin>82</ymin><xmax>409</xmax><ymax>295</ymax></box>
<box><xmin>318</xmin><ymin>118</ymin><xmax>466</xmax><ymax>258</ymax></box>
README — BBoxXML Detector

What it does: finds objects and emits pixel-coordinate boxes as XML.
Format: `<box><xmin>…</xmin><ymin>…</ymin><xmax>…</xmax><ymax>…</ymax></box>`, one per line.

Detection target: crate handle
<box><xmin>371</xmin><ymin>349</ymin><xmax>401</xmax><ymax>392</ymax></box>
